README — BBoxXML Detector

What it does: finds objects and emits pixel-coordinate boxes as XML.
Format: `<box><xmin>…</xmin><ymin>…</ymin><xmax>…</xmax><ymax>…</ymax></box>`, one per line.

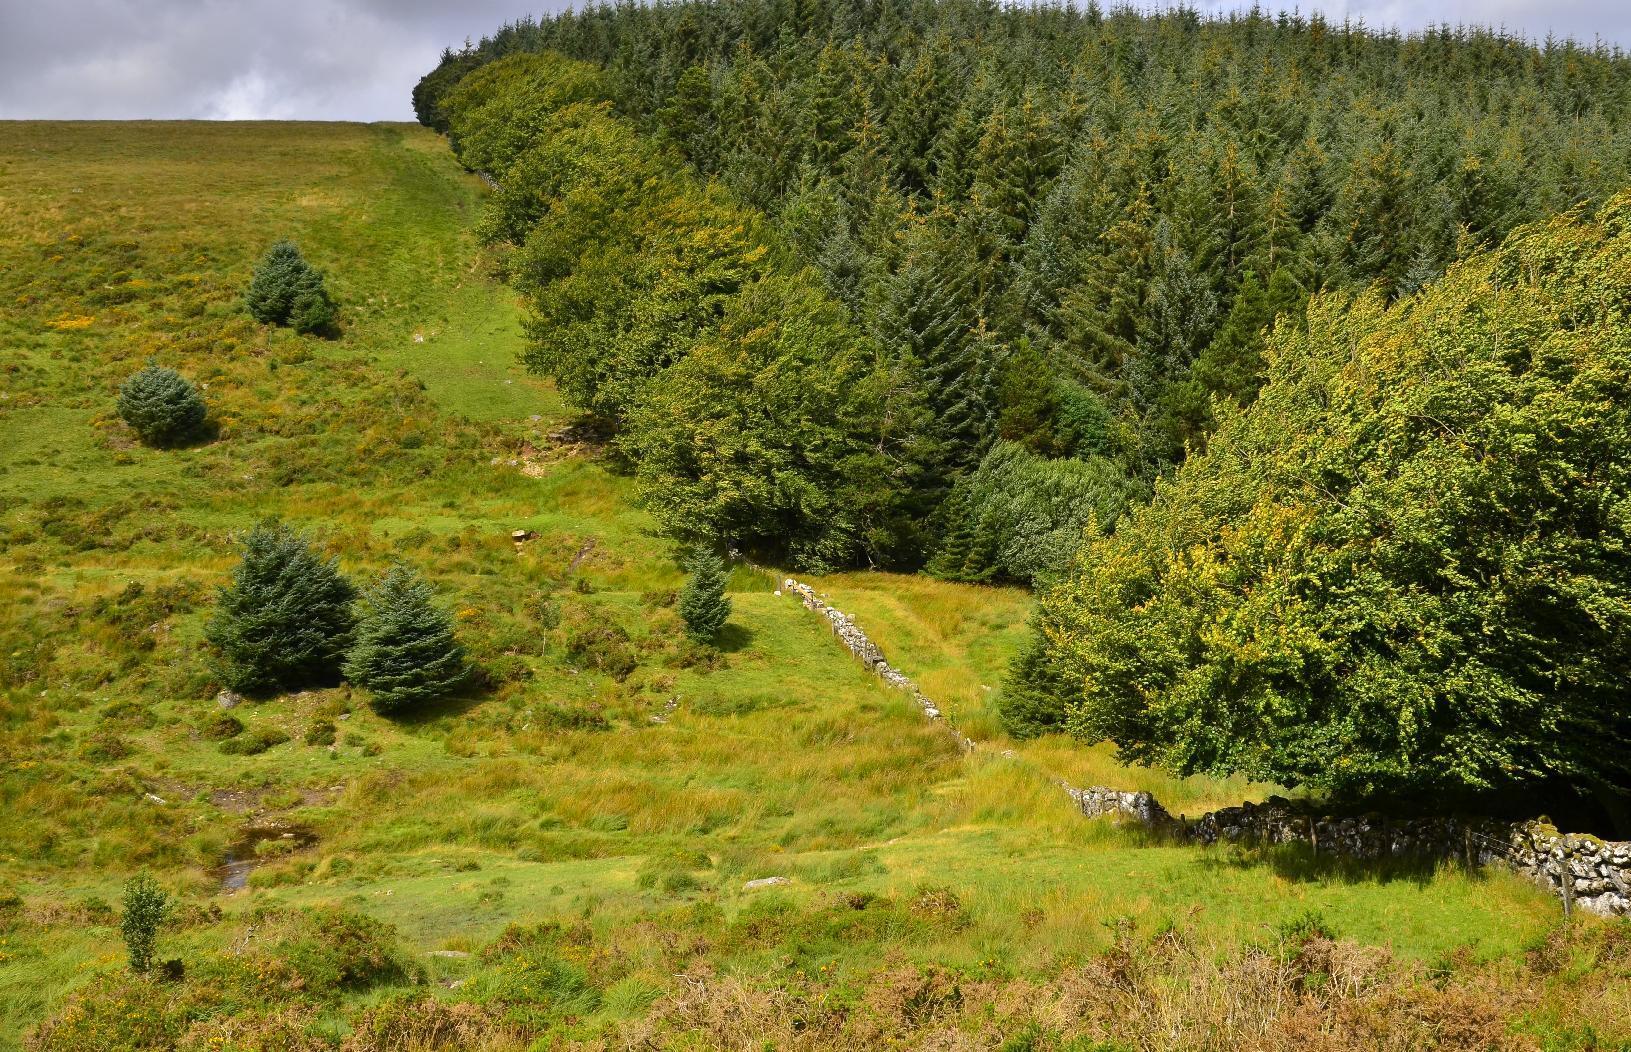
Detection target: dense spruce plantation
<box><xmin>418</xmin><ymin>3</ymin><xmax>1631</xmax><ymax>822</ymax></box>
<box><xmin>416</xmin><ymin>0</ymin><xmax>1631</xmax><ymax>582</ymax></box>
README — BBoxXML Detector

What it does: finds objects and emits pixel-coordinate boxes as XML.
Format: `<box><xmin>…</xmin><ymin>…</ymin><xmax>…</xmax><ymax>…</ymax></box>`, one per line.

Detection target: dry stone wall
<box><xmin>778</xmin><ymin>576</ymin><xmax>1631</xmax><ymax>917</ymax></box>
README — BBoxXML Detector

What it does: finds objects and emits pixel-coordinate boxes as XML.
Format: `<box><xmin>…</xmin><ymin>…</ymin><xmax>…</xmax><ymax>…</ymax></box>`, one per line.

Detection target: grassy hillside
<box><xmin>0</xmin><ymin>122</ymin><xmax>1621</xmax><ymax>1050</ymax></box>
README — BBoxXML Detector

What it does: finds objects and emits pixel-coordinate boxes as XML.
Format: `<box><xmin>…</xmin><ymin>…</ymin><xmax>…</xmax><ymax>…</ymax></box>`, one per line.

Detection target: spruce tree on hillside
<box><xmin>116</xmin><ymin>362</ymin><xmax>208</xmax><ymax>447</ymax></box>
<box><xmin>868</xmin><ymin>229</ymin><xmax>998</xmax><ymax>475</ymax></box>
<box><xmin>678</xmin><ymin>546</ymin><xmax>731</xmax><ymax>642</ymax></box>
<box><xmin>206</xmin><ymin>520</ymin><xmax>357</xmax><ymax>695</ymax></box>
<box><xmin>344</xmin><ymin>564</ymin><xmax>469</xmax><ymax>714</ymax></box>
<box><xmin>247</xmin><ymin>241</ymin><xmax>338</xmax><ymax>334</ymax></box>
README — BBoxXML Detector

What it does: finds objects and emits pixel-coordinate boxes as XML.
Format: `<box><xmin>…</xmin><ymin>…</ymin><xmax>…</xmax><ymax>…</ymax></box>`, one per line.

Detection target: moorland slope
<box><xmin>0</xmin><ymin>121</ymin><xmax>1621</xmax><ymax>1051</ymax></box>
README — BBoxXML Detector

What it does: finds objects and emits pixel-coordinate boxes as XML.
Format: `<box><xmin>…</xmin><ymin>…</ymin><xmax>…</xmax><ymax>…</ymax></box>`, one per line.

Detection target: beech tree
<box><xmin>1008</xmin><ymin>198</ymin><xmax>1631</xmax><ymax>808</ymax></box>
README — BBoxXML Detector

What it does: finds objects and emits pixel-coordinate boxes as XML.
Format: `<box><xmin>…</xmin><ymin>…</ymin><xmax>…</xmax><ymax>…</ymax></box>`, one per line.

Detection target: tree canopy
<box><xmin>1008</xmin><ymin>196</ymin><xmax>1631</xmax><ymax>808</ymax></box>
<box><xmin>417</xmin><ymin>1</ymin><xmax>1631</xmax><ymax>573</ymax></box>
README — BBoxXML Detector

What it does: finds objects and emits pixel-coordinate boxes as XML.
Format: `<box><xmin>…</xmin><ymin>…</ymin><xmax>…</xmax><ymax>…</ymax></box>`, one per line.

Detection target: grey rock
<box><xmin>743</xmin><ymin>876</ymin><xmax>791</xmax><ymax>891</ymax></box>
<box><xmin>216</xmin><ymin>690</ymin><xmax>243</xmax><ymax>709</ymax></box>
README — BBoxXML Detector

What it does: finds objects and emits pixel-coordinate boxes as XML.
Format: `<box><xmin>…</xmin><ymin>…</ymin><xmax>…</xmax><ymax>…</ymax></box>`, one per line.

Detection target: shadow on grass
<box><xmin>386</xmin><ymin>682</ymin><xmax>491</xmax><ymax>727</ymax></box>
<box><xmin>1193</xmin><ymin>839</ymin><xmax>1487</xmax><ymax>888</ymax></box>
<box><xmin>717</xmin><ymin>622</ymin><xmax>756</xmax><ymax>653</ymax></box>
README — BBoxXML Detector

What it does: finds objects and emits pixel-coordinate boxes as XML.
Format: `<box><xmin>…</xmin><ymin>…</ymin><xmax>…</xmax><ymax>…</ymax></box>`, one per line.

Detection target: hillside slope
<box><xmin>0</xmin><ymin>122</ymin><xmax>1616</xmax><ymax>1050</ymax></box>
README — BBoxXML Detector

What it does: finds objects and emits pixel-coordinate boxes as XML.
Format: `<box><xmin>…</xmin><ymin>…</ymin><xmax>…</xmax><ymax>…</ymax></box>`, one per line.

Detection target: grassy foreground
<box><xmin>0</xmin><ymin>121</ymin><xmax>1623</xmax><ymax>1050</ymax></box>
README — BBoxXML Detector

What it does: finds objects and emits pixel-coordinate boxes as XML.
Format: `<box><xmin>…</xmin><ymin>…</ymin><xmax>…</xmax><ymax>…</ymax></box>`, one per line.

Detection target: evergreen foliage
<box><xmin>416</xmin><ymin>4</ymin><xmax>1631</xmax><ymax>571</ymax></box>
<box><xmin>678</xmin><ymin>546</ymin><xmax>732</xmax><ymax>642</ymax></box>
<box><xmin>344</xmin><ymin>564</ymin><xmax>469</xmax><ymax>714</ymax></box>
<box><xmin>928</xmin><ymin>443</ymin><xmax>1143</xmax><ymax>586</ymax></box>
<box><xmin>417</xmin><ymin>3</ymin><xmax>1631</xmax><ymax>476</ymax></box>
<box><xmin>120</xmin><ymin>874</ymin><xmax>169</xmax><ymax>974</ymax></box>
<box><xmin>205</xmin><ymin>520</ymin><xmax>357</xmax><ymax>695</ymax></box>
<box><xmin>246</xmin><ymin>241</ymin><xmax>337</xmax><ymax>334</ymax></box>
<box><xmin>1011</xmin><ymin>196</ymin><xmax>1631</xmax><ymax>807</ymax></box>
<box><xmin>116</xmin><ymin>362</ymin><xmax>207</xmax><ymax>447</ymax></box>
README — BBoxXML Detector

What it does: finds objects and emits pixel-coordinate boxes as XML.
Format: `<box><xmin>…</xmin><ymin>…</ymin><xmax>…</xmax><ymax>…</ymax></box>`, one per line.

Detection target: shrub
<box><xmin>928</xmin><ymin>442</ymin><xmax>1143</xmax><ymax>586</ymax></box>
<box><xmin>218</xmin><ymin>725</ymin><xmax>290</xmax><ymax>755</ymax></box>
<box><xmin>201</xmin><ymin>712</ymin><xmax>244</xmax><ymax>740</ymax></box>
<box><xmin>303</xmin><ymin>718</ymin><xmax>336</xmax><ymax>746</ymax></box>
<box><xmin>205</xmin><ymin>520</ymin><xmax>356</xmax><ymax>695</ymax></box>
<box><xmin>120</xmin><ymin>873</ymin><xmax>170</xmax><ymax>974</ymax></box>
<box><xmin>678</xmin><ymin>545</ymin><xmax>731</xmax><ymax>642</ymax></box>
<box><xmin>116</xmin><ymin>363</ymin><xmax>207</xmax><ymax>447</ymax></box>
<box><xmin>344</xmin><ymin>996</ymin><xmax>512</xmax><ymax>1052</ymax></box>
<box><xmin>246</xmin><ymin>241</ymin><xmax>337</xmax><ymax>333</ymax></box>
<box><xmin>269</xmin><ymin>908</ymin><xmax>415</xmax><ymax>993</ymax></box>
<box><xmin>562</xmin><ymin>614</ymin><xmax>636</xmax><ymax>681</ymax></box>
<box><xmin>344</xmin><ymin>564</ymin><xmax>469</xmax><ymax>714</ymax></box>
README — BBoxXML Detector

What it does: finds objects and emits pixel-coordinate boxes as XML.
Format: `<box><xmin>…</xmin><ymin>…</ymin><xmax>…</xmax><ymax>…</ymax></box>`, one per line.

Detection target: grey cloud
<box><xmin>1</xmin><ymin>1</ymin><xmax>1629</xmax><ymax>122</ymax></box>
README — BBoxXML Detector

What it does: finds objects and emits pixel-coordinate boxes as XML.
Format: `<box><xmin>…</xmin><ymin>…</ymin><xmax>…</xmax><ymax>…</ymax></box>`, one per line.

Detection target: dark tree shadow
<box><xmin>716</xmin><ymin>622</ymin><xmax>755</xmax><ymax>653</ymax></box>
<box><xmin>1193</xmin><ymin>839</ymin><xmax>1474</xmax><ymax>889</ymax></box>
<box><xmin>382</xmin><ymin>677</ymin><xmax>492</xmax><ymax>728</ymax></box>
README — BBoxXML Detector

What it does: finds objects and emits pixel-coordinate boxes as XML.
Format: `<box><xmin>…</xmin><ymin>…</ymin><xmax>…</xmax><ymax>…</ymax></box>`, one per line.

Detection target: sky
<box><xmin>1</xmin><ymin>1</ymin><xmax>1629</xmax><ymax>123</ymax></box>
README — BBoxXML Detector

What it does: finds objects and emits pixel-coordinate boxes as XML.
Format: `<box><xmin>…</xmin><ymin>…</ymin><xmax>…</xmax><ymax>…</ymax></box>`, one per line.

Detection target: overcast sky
<box><xmin>2</xmin><ymin>1</ymin><xmax>1629</xmax><ymax>122</ymax></box>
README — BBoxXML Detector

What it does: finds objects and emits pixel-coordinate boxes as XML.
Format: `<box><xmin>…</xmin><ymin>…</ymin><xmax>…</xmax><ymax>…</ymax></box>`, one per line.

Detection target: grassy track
<box><xmin>0</xmin><ymin>122</ymin><xmax>1607</xmax><ymax>1049</ymax></box>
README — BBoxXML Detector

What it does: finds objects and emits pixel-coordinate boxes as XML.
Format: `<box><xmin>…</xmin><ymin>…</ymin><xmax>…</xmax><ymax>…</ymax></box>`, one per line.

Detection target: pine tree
<box><xmin>345</xmin><ymin>564</ymin><xmax>469</xmax><ymax>714</ymax></box>
<box><xmin>116</xmin><ymin>362</ymin><xmax>207</xmax><ymax>447</ymax></box>
<box><xmin>867</xmin><ymin>222</ymin><xmax>998</xmax><ymax>475</ymax></box>
<box><xmin>678</xmin><ymin>546</ymin><xmax>731</xmax><ymax>642</ymax></box>
<box><xmin>247</xmin><ymin>241</ymin><xmax>337</xmax><ymax>332</ymax></box>
<box><xmin>1193</xmin><ymin>267</ymin><xmax>1307</xmax><ymax>406</ymax></box>
<box><xmin>206</xmin><ymin>520</ymin><xmax>357</xmax><ymax>695</ymax></box>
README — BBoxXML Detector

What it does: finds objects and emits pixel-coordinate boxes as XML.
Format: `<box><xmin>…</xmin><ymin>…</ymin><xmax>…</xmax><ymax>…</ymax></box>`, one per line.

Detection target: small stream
<box><xmin>216</xmin><ymin>824</ymin><xmax>317</xmax><ymax>893</ymax></box>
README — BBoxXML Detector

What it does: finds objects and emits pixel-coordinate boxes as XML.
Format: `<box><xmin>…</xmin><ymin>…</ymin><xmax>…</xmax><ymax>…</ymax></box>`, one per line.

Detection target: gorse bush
<box><xmin>120</xmin><ymin>874</ymin><xmax>168</xmax><ymax>974</ymax></box>
<box><xmin>344</xmin><ymin>564</ymin><xmax>469</xmax><ymax>714</ymax></box>
<box><xmin>1010</xmin><ymin>197</ymin><xmax>1631</xmax><ymax>808</ymax></box>
<box><xmin>246</xmin><ymin>240</ymin><xmax>337</xmax><ymax>334</ymax></box>
<box><xmin>116</xmin><ymin>363</ymin><xmax>207</xmax><ymax>447</ymax></box>
<box><xmin>678</xmin><ymin>545</ymin><xmax>731</xmax><ymax>642</ymax></box>
<box><xmin>205</xmin><ymin>520</ymin><xmax>357</xmax><ymax>695</ymax></box>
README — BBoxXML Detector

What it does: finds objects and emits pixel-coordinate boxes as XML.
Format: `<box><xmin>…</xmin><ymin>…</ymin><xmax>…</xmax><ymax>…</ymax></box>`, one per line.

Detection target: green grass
<box><xmin>0</xmin><ymin>121</ymin><xmax>1616</xmax><ymax>1050</ymax></box>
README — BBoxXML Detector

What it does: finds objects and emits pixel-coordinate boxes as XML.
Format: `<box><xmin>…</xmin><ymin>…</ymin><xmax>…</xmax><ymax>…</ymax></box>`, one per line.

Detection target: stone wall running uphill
<box><xmin>778</xmin><ymin>577</ymin><xmax>1631</xmax><ymax>917</ymax></box>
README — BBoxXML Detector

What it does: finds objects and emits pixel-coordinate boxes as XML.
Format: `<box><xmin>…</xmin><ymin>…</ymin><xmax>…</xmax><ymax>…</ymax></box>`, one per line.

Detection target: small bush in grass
<box><xmin>344</xmin><ymin>564</ymin><xmax>469</xmax><ymax>714</ymax></box>
<box><xmin>246</xmin><ymin>240</ymin><xmax>337</xmax><ymax>334</ymax></box>
<box><xmin>120</xmin><ymin>873</ymin><xmax>170</xmax><ymax>974</ymax></box>
<box><xmin>562</xmin><ymin>617</ymin><xmax>636</xmax><ymax>681</ymax></box>
<box><xmin>303</xmin><ymin>718</ymin><xmax>336</xmax><ymax>746</ymax></box>
<box><xmin>678</xmin><ymin>545</ymin><xmax>731</xmax><ymax>643</ymax></box>
<box><xmin>201</xmin><ymin>712</ymin><xmax>244</xmax><ymax>740</ymax></box>
<box><xmin>218</xmin><ymin>725</ymin><xmax>290</xmax><ymax>755</ymax></box>
<box><xmin>206</xmin><ymin>520</ymin><xmax>356</xmax><ymax>695</ymax></box>
<box><xmin>116</xmin><ymin>363</ymin><xmax>207</xmax><ymax>447</ymax></box>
